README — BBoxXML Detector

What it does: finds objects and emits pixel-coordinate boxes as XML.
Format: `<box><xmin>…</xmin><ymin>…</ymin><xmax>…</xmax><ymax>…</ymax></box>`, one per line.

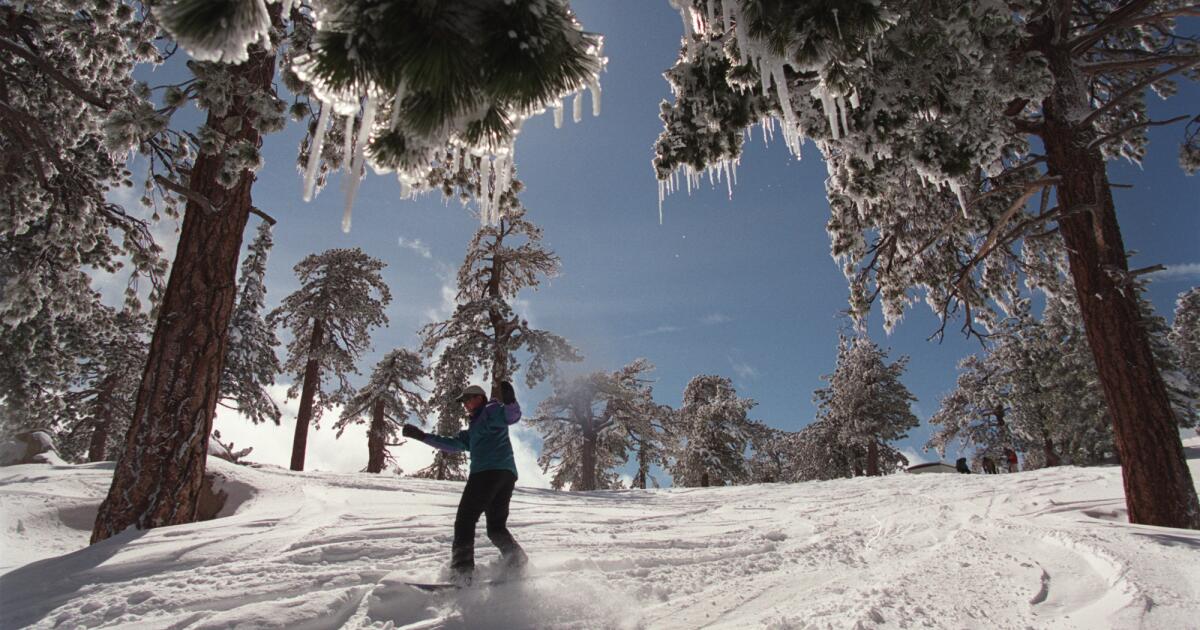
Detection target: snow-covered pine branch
<box><xmin>0</xmin><ymin>2</ymin><xmax>167</xmax><ymax>422</ymax></box>
<box><xmin>655</xmin><ymin>0</ymin><xmax>1200</xmax><ymax>529</ymax></box>
<box><xmin>220</xmin><ymin>221</ymin><xmax>283</xmax><ymax>426</ymax></box>
<box><xmin>282</xmin><ymin>0</ymin><xmax>608</xmax><ymax>228</ymax></box>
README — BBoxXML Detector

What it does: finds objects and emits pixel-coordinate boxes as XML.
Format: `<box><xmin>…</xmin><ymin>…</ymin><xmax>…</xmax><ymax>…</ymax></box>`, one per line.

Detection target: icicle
<box><xmin>302</xmin><ymin>104</ymin><xmax>330</xmax><ymax>202</ymax></box>
<box><xmin>832</xmin><ymin>8</ymin><xmax>843</xmax><ymax>40</ymax></box>
<box><xmin>720</xmin><ymin>161</ymin><xmax>730</xmax><ymax>198</ymax></box>
<box><xmin>341</xmin><ymin>114</ymin><xmax>354</xmax><ymax>172</ymax></box>
<box><xmin>480</xmin><ymin>157</ymin><xmax>495</xmax><ymax>225</ymax></box>
<box><xmin>572</xmin><ymin>92</ymin><xmax>583</xmax><ymax>123</ymax></box>
<box><xmin>813</xmin><ymin>83</ymin><xmax>840</xmax><ymax>140</ymax></box>
<box><xmin>658</xmin><ymin>179</ymin><xmax>666</xmax><ymax>225</ymax></box>
<box><xmin>342</xmin><ymin>96</ymin><xmax>377</xmax><ymax>233</ymax></box>
<box><xmin>705</xmin><ymin>0</ymin><xmax>716</xmax><ymax>31</ymax></box>
<box><xmin>848</xmin><ymin>88</ymin><xmax>860</xmax><ymax>110</ymax></box>
<box><xmin>553</xmin><ymin>99</ymin><xmax>564</xmax><ymax>129</ymax></box>
<box><xmin>837</xmin><ymin>94</ymin><xmax>849</xmax><ymax>136</ymax></box>
<box><xmin>388</xmin><ymin>83</ymin><xmax>407</xmax><ymax>130</ymax></box>
<box><xmin>721</xmin><ymin>0</ymin><xmax>733</xmax><ymax>32</ymax></box>
<box><xmin>948</xmin><ymin>180</ymin><xmax>969</xmax><ymax>219</ymax></box>
<box><xmin>773</xmin><ymin>64</ymin><xmax>803</xmax><ymax>156</ymax></box>
<box><xmin>758</xmin><ymin>57</ymin><xmax>771</xmax><ymax>99</ymax></box>
<box><xmin>590</xmin><ymin>81</ymin><xmax>601</xmax><ymax>117</ymax></box>
<box><xmin>732</xmin><ymin>1</ymin><xmax>751</xmax><ymax>61</ymax></box>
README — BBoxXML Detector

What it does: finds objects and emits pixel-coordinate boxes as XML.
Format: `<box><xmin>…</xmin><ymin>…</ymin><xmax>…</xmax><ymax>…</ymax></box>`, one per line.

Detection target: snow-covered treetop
<box><xmin>268</xmin><ymin>248</ymin><xmax>392</xmax><ymax>419</ymax></box>
<box><xmin>1173</xmin><ymin>287</ymin><xmax>1200</xmax><ymax>403</ymax></box>
<box><xmin>334</xmin><ymin>348</ymin><xmax>427</xmax><ymax>437</ymax></box>
<box><xmin>814</xmin><ymin>334</ymin><xmax>917</xmax><ymax>445</ymax></box>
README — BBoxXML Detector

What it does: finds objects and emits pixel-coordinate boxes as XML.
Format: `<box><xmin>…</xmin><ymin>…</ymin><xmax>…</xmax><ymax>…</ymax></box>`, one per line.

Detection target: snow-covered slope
<box><xmin>2</xmin><ymin>441</ymin><xmax>1200</xmax><ymax>629</ymax></box>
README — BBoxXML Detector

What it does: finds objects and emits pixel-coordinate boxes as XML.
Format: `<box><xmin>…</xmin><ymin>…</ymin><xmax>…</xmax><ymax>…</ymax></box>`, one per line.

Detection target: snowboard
<box><xmin>405</xmin><ymin>577</ymin><xmax>517</xmax><ymax>592</ymax></box>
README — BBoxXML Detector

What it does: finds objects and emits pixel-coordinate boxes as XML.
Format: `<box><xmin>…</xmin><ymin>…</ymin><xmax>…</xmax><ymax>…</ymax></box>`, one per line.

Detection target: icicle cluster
<box><xmin>291</xmin><ymin>0</ymin><xmax>607</xmax><ymax>230</ymax></box>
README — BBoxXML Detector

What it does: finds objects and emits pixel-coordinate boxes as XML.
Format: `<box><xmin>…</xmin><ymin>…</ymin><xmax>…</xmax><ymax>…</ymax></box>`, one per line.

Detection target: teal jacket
<box><xmin>421</xmin><ymin>400</ymin><xmax>521</xmax><ymax>478</ymax></box>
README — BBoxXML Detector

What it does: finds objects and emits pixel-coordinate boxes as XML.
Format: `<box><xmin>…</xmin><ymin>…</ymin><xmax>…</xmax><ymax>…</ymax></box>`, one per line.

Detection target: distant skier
<box><xmin>955</xmin><ymin>457</ymin><xmax>972</xmax><ymax>474</ymax></box>
<box><xmin>981</xmin><ymin>457</ymin><xmax>998</xmax><ymax>474</ymax></box>
<box><xmin>402</xmin><ymin>382</ymin><xmax>528</xmax><ymax>586</ymax></box>
<box><xmin>1004</xmin><ymin>448</ymin><xmax>1019</xmax><ymax>473</ymax></box>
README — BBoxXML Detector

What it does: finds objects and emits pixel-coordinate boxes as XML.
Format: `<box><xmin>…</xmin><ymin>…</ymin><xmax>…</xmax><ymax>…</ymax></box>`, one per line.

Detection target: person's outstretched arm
<box><xmin>402</xmin><ymin>424</ymin><xmax>468</xmax><ymax>452</ymax></box>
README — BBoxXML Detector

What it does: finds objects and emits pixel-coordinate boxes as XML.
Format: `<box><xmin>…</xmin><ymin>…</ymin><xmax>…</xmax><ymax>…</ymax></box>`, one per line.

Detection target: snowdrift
<box><xmin>2</xmin><ymin>442</ymin><xmax>1199</xmax><ymax>629</ymax></box>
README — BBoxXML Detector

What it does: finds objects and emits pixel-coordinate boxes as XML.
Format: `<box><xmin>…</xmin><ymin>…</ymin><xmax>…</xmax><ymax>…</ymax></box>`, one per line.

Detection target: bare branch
<box><xmin>1080</xmin><ymin>58</ymin><xmax>1200</xmax><ymax>128</ymax></box>
<box><xmin>1087</xmin><ymin>113</ymin><xmax>1191</xmax><ymax>149</ymax></box>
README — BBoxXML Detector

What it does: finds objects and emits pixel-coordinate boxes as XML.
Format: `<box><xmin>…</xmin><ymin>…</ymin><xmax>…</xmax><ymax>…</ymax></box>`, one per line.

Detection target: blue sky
<box><xmin>185</xmin><ymin>2</ymin><xmax>1199</xmax><ymax>482</ymax></box>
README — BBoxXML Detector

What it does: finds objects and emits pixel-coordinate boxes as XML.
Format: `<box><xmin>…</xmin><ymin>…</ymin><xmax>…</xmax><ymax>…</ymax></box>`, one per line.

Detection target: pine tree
<box><xmin>220</xmin><ymin>220</ymin><xmax>282</xmax><ymax>426</ymax></box>
<box><xmin>89</xmin><ymin>4</ymin><xmax>295</xmax><ymax>544</ymax></box>
<box><xmin>656</xmin><ymin>0</ymin><xmax>1200</xmax><ymax>529</ymax></box>
<box><xmin>58</xmin><ymin>308</ymin><xmax>151</xmax><ymax>463</ymax></box>
<box><xmin>747</xmin><ymin>426</ymin><xmax>799</xmax><ymax>484</ymax></box>
<box><xmin>334</xmin><ymin>348</ymin><xmax>427</xmax><ymax>473</ymax></box>
<box><xmin>420</xmin><ymin>202</ymin><xmax>580</xmax><ymax>403</ymax></box>
<box><xmin>68</xmin><ymin>1</ymin><xmax>601</xmax><ymax>541</ymax></box>
<box><xmin>1172</xmin><ymin>287</ymin><xmax>1200</xmax><ymax>430</ymax></box>
<box><xmin>1</xmin><ymin>1</ymin><xmax>166</xmax><ymax>430</ymax></box>
<box><xmin>529</xmin><ymin>359</ymin><xmax>663</xmax><ymax>491</ymax></box>
<box><xmin>814</xmin><ymin>336</ymin><xmax>918</xmax><ymax>477</ymax></box>
<box><xmin>268</xmin><ymin>248</ymin><xmax>391</xmax><ymax>471</ymax></box>
<box><xmin>412</xmin><ymin>348</ymin><xmax>471</xmax><ymax>481</ymax></box>
<box><xmin>668</xmin><ymin>375</ymin><xmax>756</xmax><ymax>487</ymax></box>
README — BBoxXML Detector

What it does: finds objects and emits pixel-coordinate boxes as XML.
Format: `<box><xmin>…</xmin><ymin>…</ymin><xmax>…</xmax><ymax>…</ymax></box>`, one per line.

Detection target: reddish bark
<box><xmin>1038</xmin><ymin>31</ymin><xmax>1199</xmax><ymax>529</ymax></box>
<box><xmin>90</xmin><ymin>21</ymin><xmax>278</xmax><ymax>543</ymax></box>
<box><xmin>290</xmin><ymin>318</ymin><xmax>324</xmax><ymax>472</ymax></box>
<box><xmin>366</xmin><ymin>398</ymin><xmax>387</xmax><ymax>473</ymax></box>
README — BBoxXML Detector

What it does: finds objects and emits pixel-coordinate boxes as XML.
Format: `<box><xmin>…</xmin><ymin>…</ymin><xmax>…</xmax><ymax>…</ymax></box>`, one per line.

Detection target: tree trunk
<box><xmin>291</xmin><ymin>317</ymin><xmax>324</xmax><ymax>472</ymax></box>
<box><xmin>634</xmin><ymin>444</ymin><xmax>648</xmax><ymax>489</ymax></box>
<box><xmin>87</xmin><ymin>375</ymin><xmax>116</xmax><ymax>462</ymax></box>
<box><xmin>487</xmin><ymin>228</ymin><xmax>510</xmax><ymax>400</ymax></box>
<box><xmin>90</xmin><ymin>25</ymin><xmax>279</xmax><ymax>544</ymax></box>
<box><xmin>1039</xmin><ymin>35</ymin><xmax>1200</xmax><ymax>529</ymax></box>
<box><xmin>580</xmin><ymin>420</ymin><xmax>597</xmax><ymax>491</ymax></box>
<box><xmin>1042</xmin><ymin>431</ymin><xmax>1062</xmax><ymax>468</ymax></box>
<box><xmin>700</xmin><ymin>471</ymin><xmax>710</xmax><ymax>487</ymax></box>
<box><xmin>866</xmin><ymin>439</ymin><xmax>879</xmax><ymax>476</ymax></box>
<box><xmin>366</xmin><ymin>398</ymin><xmax>386</xmax><ymax>473</ymax></box>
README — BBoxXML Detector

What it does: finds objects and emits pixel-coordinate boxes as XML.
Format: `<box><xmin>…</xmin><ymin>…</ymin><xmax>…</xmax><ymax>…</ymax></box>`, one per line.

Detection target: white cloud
<box><xmin>899</xmin><ymin>448</ymin><xmax>933</xmax><ymax>466</ymax></box>
<box><xmin>627</xmin><ymin>324</ymin><xmax>682</xmax><ymax>338</ymax></box>
<box><xmin>701</xmin><ymin>313</ymin><xmax>731</xmax><ymax>325</ymax></box>
<box><xmin>213</xmin><ymin>383</ymin><xmax>434</xmax><ymax>474</ymax></box>
<box><xmin>731</xmin><ymin>359</ymin><xmax>759</xmax><ymax>380</ymax></box>
<box><xmin>398</xmin><ymin>237</ymin><xmax>433</xmax><ymax>259</ymax></box>
<box><xmin>1152</xmin><ymin>262</ymin><xmax>1200</xmax><ymax>281</ymax></box>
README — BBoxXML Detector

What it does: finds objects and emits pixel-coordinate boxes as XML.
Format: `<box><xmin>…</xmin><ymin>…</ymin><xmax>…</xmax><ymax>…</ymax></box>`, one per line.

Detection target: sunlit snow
<box><xmin>3</xmin><ymin>439</ymin><xmax>1199</xmax><ymax>629</ymax></box>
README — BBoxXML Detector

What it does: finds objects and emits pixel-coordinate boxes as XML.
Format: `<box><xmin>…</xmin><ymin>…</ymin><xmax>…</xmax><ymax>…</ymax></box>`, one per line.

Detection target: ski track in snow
<box><xmin>2</xmin><ymin>441</ymin><xmax>1200</xmax><ymax>629</ymax></box>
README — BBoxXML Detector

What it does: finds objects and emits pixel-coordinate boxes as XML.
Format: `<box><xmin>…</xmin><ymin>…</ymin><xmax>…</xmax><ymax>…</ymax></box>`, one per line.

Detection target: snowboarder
<box><xmin>402</xmin><ymin>382</ymin><xmax>528</xmax><ymax>586</ymax></box>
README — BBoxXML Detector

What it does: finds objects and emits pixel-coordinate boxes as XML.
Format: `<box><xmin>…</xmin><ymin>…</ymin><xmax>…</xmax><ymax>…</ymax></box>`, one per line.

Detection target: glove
<box><xmin>500</xmin><ymin>381</ymin><xmax>516</xmax><ymax>405</ymax></box>
<box><xmin>402</xmin><ymin>424</ymin><xmax>426</xmax><ymax>440</ymax></box>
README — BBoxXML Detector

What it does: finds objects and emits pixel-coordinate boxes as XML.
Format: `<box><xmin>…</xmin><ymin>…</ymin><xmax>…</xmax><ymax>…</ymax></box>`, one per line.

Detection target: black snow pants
<box><xmin>451</xmin><ymin>469</ymin><xmax>523</xmax><ymax>572</ymax></box>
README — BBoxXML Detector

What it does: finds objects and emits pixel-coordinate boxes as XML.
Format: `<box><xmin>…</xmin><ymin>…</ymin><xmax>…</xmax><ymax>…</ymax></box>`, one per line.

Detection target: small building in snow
<box><xmin>906</xmin><ymin>462</ymin><xmax>958</xmax><ymax>474</ymax></box>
